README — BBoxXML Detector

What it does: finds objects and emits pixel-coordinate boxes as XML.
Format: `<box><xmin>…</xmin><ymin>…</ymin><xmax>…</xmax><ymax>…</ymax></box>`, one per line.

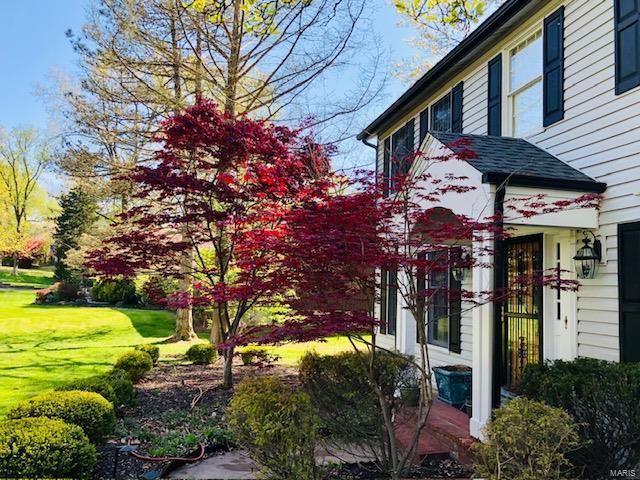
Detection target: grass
<box><xmin>259</xmin><ymin>336</ymin><xmax>364</xmax><ymax>366</ymax></box>
<box><xmin>0</xmin><ymin>289</ymin><xmax>361</xmax><ymax>416</ymax></box>
<box><xmin>0</xmin><ymin>266</ymin><xmax>55</xmax><ymax>288</ymax></box>
<box><xmin>0</xmin><ymin>289</ymin><xmax>184</xmax><ymax>416</ymax></box>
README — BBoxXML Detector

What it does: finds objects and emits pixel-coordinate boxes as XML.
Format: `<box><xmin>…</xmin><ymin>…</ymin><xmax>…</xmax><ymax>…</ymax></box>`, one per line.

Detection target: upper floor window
<box><xmin>614</xmin><ymin>0</ymin><xmax>640</xmax><ymax>94</ymax></box>
<box><xmin>431</xmin><ymin>94</ymin><xmax>452</xmax><ymax>132</ymax></box>
<box><xmin>508</xmin><ymin>30</ymin><xmax>543</xmax><ymax>136</ymax></box>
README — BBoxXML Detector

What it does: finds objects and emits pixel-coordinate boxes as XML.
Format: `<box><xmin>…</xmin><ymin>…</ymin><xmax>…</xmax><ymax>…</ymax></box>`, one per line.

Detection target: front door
<box><xmin>501</xmin><ymin>234</ymin><xmax>543</xmax><ymax>390</ymax></box>
<box><xmin>619</xmin><ymin>222</ymin><xmax>640</xmax><ymax>362</ymax></box>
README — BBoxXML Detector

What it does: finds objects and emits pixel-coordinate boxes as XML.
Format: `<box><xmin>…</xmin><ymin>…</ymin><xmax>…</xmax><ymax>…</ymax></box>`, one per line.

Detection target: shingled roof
<box><xmin>429</xmin><ymin>131</ymin><xmax>607</xmax><ymax>193</ymax></box>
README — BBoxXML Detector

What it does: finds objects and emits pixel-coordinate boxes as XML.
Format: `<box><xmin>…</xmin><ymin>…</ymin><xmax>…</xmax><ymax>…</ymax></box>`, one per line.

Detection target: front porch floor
<box><xmin>396</xmin><ymin>399</ymin><xmax>475</xmax><ymax>466</ymax></box>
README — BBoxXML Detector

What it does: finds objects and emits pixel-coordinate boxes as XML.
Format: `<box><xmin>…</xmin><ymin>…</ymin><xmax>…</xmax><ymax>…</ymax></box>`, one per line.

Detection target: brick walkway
<box><xmin>395</xmin><ymin>399</ymin><xmax>475</xmax><ymax>465</ymax></box>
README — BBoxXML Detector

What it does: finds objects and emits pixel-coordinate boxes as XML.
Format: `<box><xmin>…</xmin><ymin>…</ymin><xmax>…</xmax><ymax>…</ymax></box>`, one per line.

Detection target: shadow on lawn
<box><xmin>23</xmin><ymin>302</ymin><xmax>176</xmax><ymax>342</ymax></box>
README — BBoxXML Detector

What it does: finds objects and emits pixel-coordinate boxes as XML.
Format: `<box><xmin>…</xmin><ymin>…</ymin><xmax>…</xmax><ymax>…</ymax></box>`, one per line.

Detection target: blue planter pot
<box><xmin>433</xmin><ymin>366</ymin><xmax>472</xmax><ymax>408</ymax></box>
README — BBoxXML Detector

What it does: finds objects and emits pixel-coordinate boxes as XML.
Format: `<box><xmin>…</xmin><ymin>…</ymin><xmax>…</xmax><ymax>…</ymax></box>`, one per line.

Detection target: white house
<box><xmin>358</xmin><ymin>0</ymin><xmax>640</xmax><ymax>439</ymax></box>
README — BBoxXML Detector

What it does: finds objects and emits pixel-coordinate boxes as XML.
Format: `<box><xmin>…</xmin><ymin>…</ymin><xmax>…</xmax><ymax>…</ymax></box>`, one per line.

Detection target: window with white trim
<box><xmin>508</xmin><ymin>30</ymin><xmax>543</xmax><ymax>136</ymax></box>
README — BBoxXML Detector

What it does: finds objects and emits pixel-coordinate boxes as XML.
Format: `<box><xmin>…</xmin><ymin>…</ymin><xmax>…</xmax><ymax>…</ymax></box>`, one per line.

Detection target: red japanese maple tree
<box><xmin>88</xmin><ymin>100</ymin><xmax>332</xmax><ymax>387</ymax></box>
<box><xmin>228</xmin><ymin>145</ymin><xmax>600</xmax><ymax>475</ymax></box>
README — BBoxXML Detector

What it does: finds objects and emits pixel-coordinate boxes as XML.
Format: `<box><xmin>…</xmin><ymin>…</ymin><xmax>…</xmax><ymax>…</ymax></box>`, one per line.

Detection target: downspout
<box><xmin>361</xmin><ymin>135</ymin><xmax>378</xmax><ymax>338</ymax></box>
<box><xmin>491</xmin><ymin>185</ymin><xmax>506</xmax><ymax>409</ymax></box>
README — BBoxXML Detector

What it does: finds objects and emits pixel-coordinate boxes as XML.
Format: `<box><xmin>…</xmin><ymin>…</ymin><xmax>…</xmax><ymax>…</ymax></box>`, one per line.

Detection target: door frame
<box><xmin>495</xmin><ymin>233</ymin><xmax>544</xmax><ymax>394</ymax></box>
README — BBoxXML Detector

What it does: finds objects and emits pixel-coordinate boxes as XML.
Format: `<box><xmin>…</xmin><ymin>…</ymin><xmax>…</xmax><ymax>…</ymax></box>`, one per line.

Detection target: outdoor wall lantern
<box><xmin>451</xmin><ymin>247</ymin><xmax>472</xmax><ymax>282</ymax></box>
<box><xmin>573</xmin><ymin>231</ymin><xmax>602</xmax><ymax>280</ymax></box>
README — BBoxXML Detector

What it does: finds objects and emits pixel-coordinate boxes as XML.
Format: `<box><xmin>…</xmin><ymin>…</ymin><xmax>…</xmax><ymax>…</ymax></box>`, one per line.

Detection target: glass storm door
<box><xmin>501</xmin><ymin>234</ymin><xmax>543</xmax><ymax>389</ymax></box>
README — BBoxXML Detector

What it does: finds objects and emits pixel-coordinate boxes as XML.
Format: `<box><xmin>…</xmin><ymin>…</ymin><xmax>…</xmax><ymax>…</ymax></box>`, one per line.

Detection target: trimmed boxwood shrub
<box><xmin>185</xmin><ymin>343</ymin><xmax>216</xmax><ymax>365</ymax></box>
<box><xmin>7</xmin><ymin>390</ymin><xmax>116</xmax><ymax>443</ymax></box>
<box><xmin>227</xmin><ymin>376</ymin><xmax>322</xmax><ymax>480</ymax></box>
<box><xmin>135</xmin><ymin>344</ymin><xmax>160</xmax><ymax>365</ymax></box>
<box><xmin>473</xmin><ymin>398</ymin><xmax>580</xmax><ymax>480</ymax></box>
<box><xmin>521</xmin><ymin>358</ymin><xmax>640</xmax><ymax>479</ymax></box>
<box><xmin>91</xmin><ymin>277</ymin><xmax>138</xmax><ymax>305</ymax></box>
<box><xmin>0</xmin><ymin>417</ymin><xmax>96</xmax><ymax>479</ymax></box>
<box><xmin>56</xmin><ymin>375</ymin><xmax>116</xmax><ymax>405</ymax></box>
<box><xmin>114</xmin><ymin>350</ymin><xmax>153</xmax><ymax>381</ymax></box>
<box><xmin>299</xmin><ymin>350</ymin><xmax>410</xmax><ymax>445</ymax></box>
<box><xmin>103</xmin><ymin>369</ymin><xmax>136</xmax><ymax>407</ymax></box>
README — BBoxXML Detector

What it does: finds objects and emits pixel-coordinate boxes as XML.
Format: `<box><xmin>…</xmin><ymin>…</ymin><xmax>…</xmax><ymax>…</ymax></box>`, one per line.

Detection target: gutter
<box><xmin>357</xmin><ymin>0</ymin><xmax>538</xmax><ymax>141</ymax></box>
<box><xmin>481</xmin><ymin>173</ymin><xmax>607</xmax><ymax>193</ymax></box>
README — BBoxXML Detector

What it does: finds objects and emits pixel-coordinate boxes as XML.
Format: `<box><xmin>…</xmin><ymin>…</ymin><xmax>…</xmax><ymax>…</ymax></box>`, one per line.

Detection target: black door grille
<box><xmin>502</xmin><ymin>234</ymin><xmax>543</xmax><ymax>389</ymax></box>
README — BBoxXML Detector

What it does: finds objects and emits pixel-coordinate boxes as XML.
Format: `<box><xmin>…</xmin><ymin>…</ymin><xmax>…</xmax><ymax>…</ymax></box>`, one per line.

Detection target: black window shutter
<box><xmin>380</xmin><ymin>269</ymin><xmax>388</xmax><ymax>335</ymax></box>
<box><xmin>387</xmin><ymin>269</ymin><xmax>397</xmax><ymax>335</ymax></box>
<box><xmin>448</xmin><ymin>248</ymin><xmax>462</xmax><ymax>354</ymax></box>
<box><xmin>487</xmin><ymin>54</ymin><xmax>502</xmax><ymax>136</ymax></box>
<box><xmin>451</xmin><ymin>82</ymin><xmax>464</xmax><ymax>133</ymax></box>
<box><xmin>615</xmin><ymin>0</ymin><xmax>640</xmax><ymax>94</ymax></box>
<box><xmin>416</xmin><ymin>252</ymin><xmax>426</xmax><ymax>343</ymax></box>
<box><xmin>403</xmin><ymin>119</ymin><xmax>415</xmax><ymax>174</ymax></box>
<box><xmin>419</xmin><ymin>107</ymin><xmax>429</xmax><ymax>146</ymax></box>
<box><xmin>543</xmin><ymin>7</ymin><xmax>565</xmax><ymax>126</ymax></box>
<box><xmin>383</xmin><ymin>137</ymin><xmax>391</xmax><ymax>197</ymax></box>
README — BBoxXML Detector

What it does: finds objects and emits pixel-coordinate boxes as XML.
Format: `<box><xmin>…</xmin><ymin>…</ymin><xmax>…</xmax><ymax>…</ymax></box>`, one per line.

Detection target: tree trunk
<box><xmin>174</xmin><ymin>301</ymin><xmax>197</xmax><ymax>341</ymax></box>
<box><xmin>11</xmin><ymin>253</ymin><xmax>18</xmax><ymax>276</ymax></box>
<box><xmin>222</xmin><ymin>347</ymin><xmax>234</xmax><ymax>389</ymax></box>
<box><xmin>210</xmin><ymin>308</ymin><xmax>223</xmax><ymax>346</ymax></box>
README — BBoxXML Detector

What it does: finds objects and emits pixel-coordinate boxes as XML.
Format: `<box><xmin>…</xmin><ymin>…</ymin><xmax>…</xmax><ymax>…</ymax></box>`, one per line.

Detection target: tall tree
<box><xmin>53</xmin><ymin>186</ymin><xmax>98</xmax><ymax>281</ymax></box>
<box><xmin>392</xmin><ymin>0</ymin><xmax>500</xmax><ymax>82</ymax></box>
<box><xmin>89</xmin><ymin>100</ymin><xmax>332</xmax><ymax>387</ymax></box>
<box><xmin>50</xmin><ymin>0</ymin><xmax>380</xmax><ymax>341</ymax></box>
<box><xmin>0</xmin><ymin>128</ymin><xmax>51</xmax><ymax>276</ymax></box>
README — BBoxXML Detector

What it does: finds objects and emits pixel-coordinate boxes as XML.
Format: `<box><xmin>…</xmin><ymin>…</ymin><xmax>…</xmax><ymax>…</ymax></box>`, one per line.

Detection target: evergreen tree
<box><xmin>53</xmin><ymin>186</ymin><xmax>98</xmax><ymax>281</ymax></box>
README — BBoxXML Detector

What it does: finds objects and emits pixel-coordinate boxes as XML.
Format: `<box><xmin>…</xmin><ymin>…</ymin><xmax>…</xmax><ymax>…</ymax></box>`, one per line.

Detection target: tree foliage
<box><xmin>88</xmin><ymin>99</ymin><xmax>332</xmax><ymax>387</ymax></box>
<box><xmin>53</xmin><ymin>186</ymin><xmax>98</xmax><ymax>281</ymax></box>
<box><xmin>392</xmin><ymin>0</ymin><xmax>500</xmax><ymax>81</ymax></box>
<box><xmin>0</xmin><ymin>127</ymin><xmax>52</xmax><ymax>274</ymax></box>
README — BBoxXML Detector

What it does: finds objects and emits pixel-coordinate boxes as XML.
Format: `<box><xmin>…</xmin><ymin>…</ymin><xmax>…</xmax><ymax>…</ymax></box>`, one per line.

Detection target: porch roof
<box><xmin>429</xmin><ymin>131</ymin><xmax>607</xmax><ymax>193</ymax></box>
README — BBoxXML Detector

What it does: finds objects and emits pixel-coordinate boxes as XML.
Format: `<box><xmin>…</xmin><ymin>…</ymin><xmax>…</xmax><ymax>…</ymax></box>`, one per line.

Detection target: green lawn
<box><xmin>0</xmin><ymin>289</ymin><xmax>183</xmax><ymax>416</ymax></box>
<box><xmin>0</xmin><ymin>289</ymin><xmax>360</xmax><ymax>416</ymax></box>
<box><xmin>260</xmin><ymin>336</ymin><xmax>363</xmax><ymax>366</ymax></box>
<box><xmin>0</xmin><ymin>266</ymin><xmax>55</xmax><ymax>288</ymax></box>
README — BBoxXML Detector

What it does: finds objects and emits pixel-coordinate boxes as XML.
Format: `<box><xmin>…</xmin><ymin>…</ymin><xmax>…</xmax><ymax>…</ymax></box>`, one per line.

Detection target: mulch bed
<box><xmin>92</xmin><ymin>359</ymin><xmax>297</xmax><ymax>479</ymax></box>
<box><xmin>328</xmin><ymin>457</ymin><xmax>470</xmax><ymax>479</ymax></box>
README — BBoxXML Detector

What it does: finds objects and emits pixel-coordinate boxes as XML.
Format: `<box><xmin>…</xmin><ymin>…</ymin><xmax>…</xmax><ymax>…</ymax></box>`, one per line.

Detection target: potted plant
<box><xmin>432</xmin><ymin>365</ymin><xmax>472</xmax><ymax>408</ymax></box>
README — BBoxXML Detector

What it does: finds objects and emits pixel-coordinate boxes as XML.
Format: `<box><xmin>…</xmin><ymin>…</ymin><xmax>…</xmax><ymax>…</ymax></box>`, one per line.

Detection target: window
<box><xmin>508</xmin><ymin>30</ymin><xmax>543</xmax><ymax>136</ymax></box>
<box><xmin>615</xmin><ymin>0</ymin><xmax>640</xmax><ymax>94</ymax></box>
<box><xmin>426</xmin><ymin>249</ymin><xmax>462</xmax><ymax>350</ymax></box>
<box><xmin>431</xmin><ymin>94</ymin><xmax>452</xmax><ymax>132</ymax></box>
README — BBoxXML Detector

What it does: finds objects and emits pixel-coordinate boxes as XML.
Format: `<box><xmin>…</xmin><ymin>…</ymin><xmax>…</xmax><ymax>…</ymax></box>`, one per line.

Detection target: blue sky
<box><xmin>0</xmin><ymin>1</ymin><xmax>418</xmax><ymax>174</ymax></box>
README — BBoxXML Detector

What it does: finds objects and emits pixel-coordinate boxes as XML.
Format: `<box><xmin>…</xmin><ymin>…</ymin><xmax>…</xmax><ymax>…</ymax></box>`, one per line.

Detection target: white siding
<box><xmin>375</xmin><ymin>0</ymin><xmax>636</xmax><ymax>363</ymax></box>
<box><xmin>526</xmin><ymin>0</ymin><xmax>637</xmax><ymax>361</ymax></box>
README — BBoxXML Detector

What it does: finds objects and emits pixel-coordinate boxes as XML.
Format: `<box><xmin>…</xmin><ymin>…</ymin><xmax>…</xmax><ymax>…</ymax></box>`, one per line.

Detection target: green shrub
<box><xmin>91</xmin><ymin>277</ymin><xmax>138</xmax><ymax>305</ymax></box>
<box><xmin>473</xmin><ymin>398</ymin><xmax>580</xmax><ymax>480</ymax></box>
<box><xmin>227</xmin><ymin>376</ymin><xmax>322</xmax><ymax>480</ymax></box>
<box><xmin>299</xmin><ymin>350</ymin><xmax>410</xmax><ymax>445</ymax></box>
<box><xmin>56</xmin><ymin>375</ymin><xmax>116</xmax><ymax>405</ymax></box>
<box><xmin>521</xmin><ymin>358</ymin><xmax>640</xmax><ymax>479</ymax></box>
<box><xmin>136</xmin><ymin>343</ymin><xmax>160</xmax><ymax>365</ymax></box>
<box><xmin>103</xmin><ymin>369</ymin><xmax>136</xmax><ymax>407</ymax></box>
<box><xmin>7</xmin><ymin>390</ymin><xmax>116</xmax><ymax>443</ymax></box>
<box><xmin>0</xmin><ymin>417</ymin><xmax>96</xmax><ymax>479</ymax></box>
<box><xmin>185</xmin><ymin>343</ymin><xmax>216</xmax><ymax>365</ymax></box>
<box><xmin>114</xmin><ymin>350</ymin><xmax>153</xmax><ymax>381</ymax></box>
<box><xmin>238</xmin><ymin>346</ymin><xmax>279</xmax><ymax>366</ymax></box>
